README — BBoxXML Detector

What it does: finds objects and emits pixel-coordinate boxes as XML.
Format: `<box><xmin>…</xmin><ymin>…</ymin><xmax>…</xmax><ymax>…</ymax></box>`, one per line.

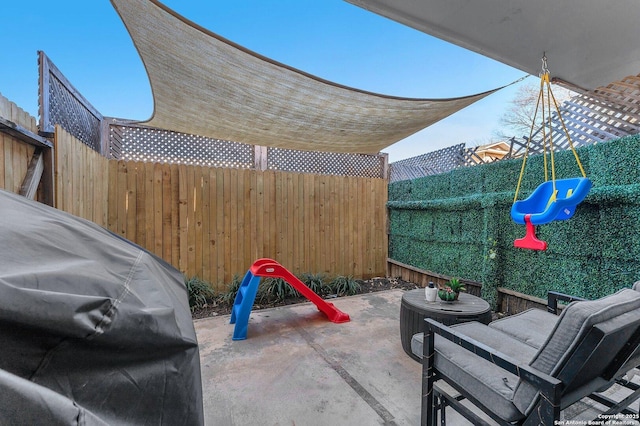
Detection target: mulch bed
<box><xmin>191</xmin><ymin>277</ymin><xmax>419</xmax><ymax>320</ymax></box>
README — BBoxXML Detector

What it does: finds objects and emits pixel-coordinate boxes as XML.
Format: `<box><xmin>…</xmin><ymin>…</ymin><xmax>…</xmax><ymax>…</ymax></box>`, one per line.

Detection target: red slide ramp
<box><xmin>230</xmin><ymin>258</ymin><xmax>350</xmax><ymax>340</ymax></box>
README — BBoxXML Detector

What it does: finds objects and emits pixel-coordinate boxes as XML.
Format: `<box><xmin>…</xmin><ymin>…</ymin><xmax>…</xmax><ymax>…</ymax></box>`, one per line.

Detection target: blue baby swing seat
<box><xmin>511</xmin><ymin>177</ymin><xmax>592</xmax><ymax>226</ymax></box>
<box><xmin>510</xmin><ymin>56</ymin><xmax>591</xmax><ymax>250</ymax></box>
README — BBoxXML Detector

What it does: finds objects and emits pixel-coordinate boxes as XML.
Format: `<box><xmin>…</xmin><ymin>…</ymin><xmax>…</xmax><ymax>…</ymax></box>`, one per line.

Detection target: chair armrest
<box><xmin>423</xmin><ymin>318</ymin><xmax>562</xmax><ymax>394</ymax></box>
<box><xmin>547</xmin><ymin>291</ymin><xmax>587</xmax><ymax>315</ymax></box>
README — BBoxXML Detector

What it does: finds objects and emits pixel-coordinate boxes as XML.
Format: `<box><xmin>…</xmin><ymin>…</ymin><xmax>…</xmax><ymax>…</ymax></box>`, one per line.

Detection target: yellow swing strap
<box><xmin>513</xmin><ymin>78</ymin><xmax>544</xmax><ymax>203</ymax></box>
<box><xmin>547</xmin><ymin>82</ymin><xmax>587</xmax><ymax>178</ymax></box>
<box><xmin>544</xmin><ymin>73</ymin><xmax>557</xmax><ymax>199</ymax></box>
<box><xmin>513</xmin><ymin>57</ymin><xmax>587</xmax><ymax>203</ymax></box>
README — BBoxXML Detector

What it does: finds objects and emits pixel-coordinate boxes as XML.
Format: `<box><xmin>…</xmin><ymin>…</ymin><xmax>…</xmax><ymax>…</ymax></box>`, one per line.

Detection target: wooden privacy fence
<box><xmin>1</xmin><ymin>93</ymin><xmax>388</xmax><ymax>292</ymax></box>
<box><xmin>0</xmin><ymin>94</ymin><xmax>47</xmax><ymax>199</ymax></box>
<box><xmin>55</xmin><ymin>126</ymin><xmax>109</xmax><ymax>226</ymax></box>
<box><xmin>107</xmin><ymin>160</ymin><xmax>388</xmax><ymax>290</ymax></box>
<box><xmin>52</xmin><ymin>126</ymin><xmax>388</xmax><ymax>290</ymax></box>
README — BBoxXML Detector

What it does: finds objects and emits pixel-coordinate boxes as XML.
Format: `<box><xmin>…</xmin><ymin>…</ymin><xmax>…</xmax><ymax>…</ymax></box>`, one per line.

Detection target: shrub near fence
<box><xmin>388</xmin><ymin>134</ymin><xmax>640</xmax><ymax>308</ymax></box>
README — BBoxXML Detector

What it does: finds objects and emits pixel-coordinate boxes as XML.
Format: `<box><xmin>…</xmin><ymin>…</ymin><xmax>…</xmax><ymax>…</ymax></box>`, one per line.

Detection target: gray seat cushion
<box><xmin>412</xmin><ymin>322</ymin><xmax>538</xmax><ymax>422</ymax></box>
<box><xmin>513</xmin><ymin>288</ymin><xmax>640</xmax><ymax>414</ymax></box>
<box><xmin>489</xmin><ymin>308</ymin><xmax>559</xmax><ymax>350</ymax></box>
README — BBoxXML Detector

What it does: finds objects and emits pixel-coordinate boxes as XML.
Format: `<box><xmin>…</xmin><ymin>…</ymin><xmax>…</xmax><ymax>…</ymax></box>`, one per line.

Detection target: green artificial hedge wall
<box><xmin>388</xmin><ymin>134</ymin><xmax>640</xmax><ymax>308</ymax></box>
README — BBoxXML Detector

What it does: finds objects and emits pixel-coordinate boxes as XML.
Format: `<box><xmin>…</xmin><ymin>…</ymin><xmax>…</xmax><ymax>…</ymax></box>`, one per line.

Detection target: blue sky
<box><xmin>2</xmin><ymin>0</ymin><xmax>530</xmax><ymax>161</ymax></box>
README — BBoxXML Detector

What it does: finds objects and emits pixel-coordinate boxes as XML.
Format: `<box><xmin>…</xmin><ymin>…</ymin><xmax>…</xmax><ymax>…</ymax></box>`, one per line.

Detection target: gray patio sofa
<box><xmin>411</xmin><ymin>286</ymin><xmax>640</xmax><ymax>425</ymax></box>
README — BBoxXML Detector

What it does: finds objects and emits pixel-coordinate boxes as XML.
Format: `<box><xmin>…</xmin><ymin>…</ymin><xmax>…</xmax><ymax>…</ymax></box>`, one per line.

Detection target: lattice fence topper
<box><xmin>389</xmin><ymin>144</ymin><xmax>465</xmax><ymax>182</ymax></box>
<box><xmin>107</xmin><ymin>119</ymin><xmax>387</xmax><ymax>178</ymax></box>
<box><xmin>109</xmin><ymin>121</ymin><xmax>254</xmax><ymax>169</ymax></box>
<box><xmin>38</xmin><ymin>51</ymin><xmax>103</xmax><ymax>153</ymax></box>
<box><xmin>267</xmin><ymin>147</ymin><xmax>386</xmax><ymax>178</ymax></box>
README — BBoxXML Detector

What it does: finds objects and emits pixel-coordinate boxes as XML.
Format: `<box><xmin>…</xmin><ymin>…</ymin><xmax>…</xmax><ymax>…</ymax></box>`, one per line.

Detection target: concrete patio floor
<box><xmin>194</xmin><ymin>289</ymin><xmax>425</xmax><ymax>425</ymax></box>
<box><xmin>193</xmin><ymin>289</ymin><xmax>640</xmax><ymax>426</ymax></box>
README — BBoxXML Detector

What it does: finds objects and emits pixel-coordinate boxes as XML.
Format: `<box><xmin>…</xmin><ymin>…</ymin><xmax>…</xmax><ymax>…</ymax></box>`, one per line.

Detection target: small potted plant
<box><xmin>438</xmin><ymin>278</ymin><xmax>466</xmax><ymax>302</ymax></box>
<box><xmin>438</xmin><ymin>286</ymin><xmax>457</xmax><ymax>302</ymax></box>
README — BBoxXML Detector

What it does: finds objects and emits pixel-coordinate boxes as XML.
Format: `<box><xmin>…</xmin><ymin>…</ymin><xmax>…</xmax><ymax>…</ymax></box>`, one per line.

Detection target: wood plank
<box><xmin>262</xmin><ymin>170</ymin><xmax>272</xmax><ymax>261</ymax></box>
<box><xmin>328</xmin><ymin>176</ymin><xmax>337</xmax><ymax>274</ymax></box>
<box><xmin>107</xmin><ymin>160</ymin><xmax>119</xmax><ymax>232</ymax></box>
<box><xmin>365</xmin><ymin>179</ymin><xmax>382</xmax><ymax>278</ymax></box>
<box><xmin>19</xmin><ymin>148</ymin><xmax>44</xmax><ymax>200</ymax></box>
<box><xmin>162</xmin><ymin>163</ymin><xmax>173</xmax><ymax>263</ymax></box>
<box><xmin>319</xmin><ymin>175</ymin><xmax>328</xmax><ymax>273</ymax></box>
<box><xmin>170</xmin><ymin>164</ymin><xmax>180</xmax><ymax>270</ymax></box>
<box><xmin>0</xmin><ymin>116</ymin><xmax>52</xmax><ymax>149</ymax></box>
<box><xmin>266</xmin><ymin>170</ymin><xmax>275</xmax><ymax>263</ymax></box>
<box><xmin>215</xmin><ymin>167</ymin><xmax>225</xmax><ymax>285</ymax></box>
<box><xmin>186</xmin><ymin>166</ymin><xmax>197</xmax><ymax>277</ymax></box>
<box><xmin>370</xmin><ymin>178</ymin><xmax>380</xmax><ymax>277</ymax></box>
<box><xmin>94</xmin><ymin>152</ymin><xmax>107</xmax><ymax>226</ymax></box>
<box><xmin>311</xmin><ymin>174</ymin><xmax>320</xmax><ymax>273</ymax></box>
<box><xmin>125</xmin><ymin>161</ymin><xmax>137</xmax><ymax>242</ymax></box>
<box><xmin>226</xmin><ymin>168</ymin><xmax>235</xmax><ymax>278</ymax></box>
<box><xmin>381</xmin><ymin>179</ymin><xmax>389</xmax><ymax>271</ymax></box>
<box><xmin>85</xmin><ymin>144</ymin><xmax>95</xmax><ymax>222</ymax></box>
<box><xmin>284</xmin><ymin>172</ymin><xmax>293</xmax><ymax>267</ymax></box>
<box><xmin>153</xmin><ymin>164</ymin><xmax>164</xmax><ymax>257</ymax></box>
<box><xmin>208</xmin><ymin>168</ymin><xmax>218</xmax><ymax>291</ymax></box>
<box><xmin>58</xmin><ymin>129</ymin><xmax>70</xmax><ymax>211</ymax></box>
<box><xmin>296</xmin><ymin>172</ymin><xmax>305</xmax><ymax>273</ymax></box>
<box><xmin>349</xmin><ymin>177</ymin><xmax>358</xmax><ymax>276</ymax></box>
<box><xmin>364</xmin><ymin>178</ymin><xmax>373</xmax><ymax>276</ymax></box>
<box><xmin>314</xmin><ymin>175</ymin><xmax>329</xmax><ymax>274</ymax></box>
<box><xmin>260</xmin><ymin>170</ymin><xmax>270</xmax><ymax>260</ymax></box>
<box><xmin>351</xmin><ymin>176</ymin><xmax>359</xmax><ymax>277</ymax></box>
<box><xmin>3</xmin><ymin>127</ymin><xmax>15</xmax><ymax>194</ymax></box>
<box><xmin>386</xmin><ymin>258</ymin><xmax>482</xmax><ymax>293</ymax></box>
<box><xmin>274</xmin><ymin>171</ymin><xmax>283</xmax><ymax>262</ymax></box>
<box><xmin>135</xmin><ymin>162</ymin><xmax>147</xmax><ymax>246</ymax></box>
<box><xmin>337</xmin><ymin>175</ymin><xmax>347</xmax><ymax>275</ymax></box>
<box><xmin>359</xmin><ymin>177</ymin><xmax>367</xmax><ymax>276</ymax></box>
<box><xmin>222</xmin><ymin>168</ymin><xmax>232</xmax><ymax>283</ymax></box>
<box><xmin>302</xmin><ymin>173</ymin><xmax>312</xmax><ymax>271</ymax></box>
<box><xmin>60</xmin><ymin>129</ymin><xmax>71</xmax><ymax>213</ymax></box>
<box><xmin>0</xmin><ymin>95</ymin><xmax>10</xmax><ymax>120</ymax></box>
<box><xmin>252</xmin><ymin>170</ymin><xmax>262</xmax><ymax>262</ymax></box>
<box><xmin>72</xmin><ymin>132</ymin><xmax>82</xmax><ymax>217</ymax></box>
<box><xmin>178</xmin><ymin>164</ymin><xmax>189</xmax><ymax>274</ymax></box>
<box><xmin>40</xmin><ymin>136</ymin><xmax>54</xmax><ymax>207</ymax></box>
<box><xmin>201</xmin><ymin>166</ymin><xmax>211</xmax><ymax>284</ymax></box>
<box><xmin>232</xmin><ymin>168</ymin><xmax>243</xmax><ymax>274</ymax></box>
<box><xmin>243</xmin><ymin>169</ymin><xmax>252</xmax><ymax>271</ymax></box>
<box><xmin>209</xmin><ymin>167</ymin><xmax>218</xmax><ymax>286</ymax></box>
<box><xmin>116</xmin><ymin>160</ymin><xmax>128</xmax><ymax>238</ymax></box>
<box><xmin>0</xmin><ymin>128</ymin><xmax>5</xmax><ymax>190</ymax></box>
<box><xmin>144</xmin><ymin>162</ymin><xmax>155</xmax><ymax>251</ymax></box>
<box><xmin>14</xmin><ymin>141</ymin><xmax>29</xmax><ymax>199</ymax></box>
<box><xmin>193</xmin><ymin>166</ymin><xmax>203</xmax><ymax>278</ymax></box>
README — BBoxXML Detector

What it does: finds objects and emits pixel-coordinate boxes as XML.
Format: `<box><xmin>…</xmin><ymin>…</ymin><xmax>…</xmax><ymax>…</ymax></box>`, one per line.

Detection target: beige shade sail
<box><xmin>110</xmin><ymin>0</ymin><xmax>505</xmax><ymax>154</ymax></box>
